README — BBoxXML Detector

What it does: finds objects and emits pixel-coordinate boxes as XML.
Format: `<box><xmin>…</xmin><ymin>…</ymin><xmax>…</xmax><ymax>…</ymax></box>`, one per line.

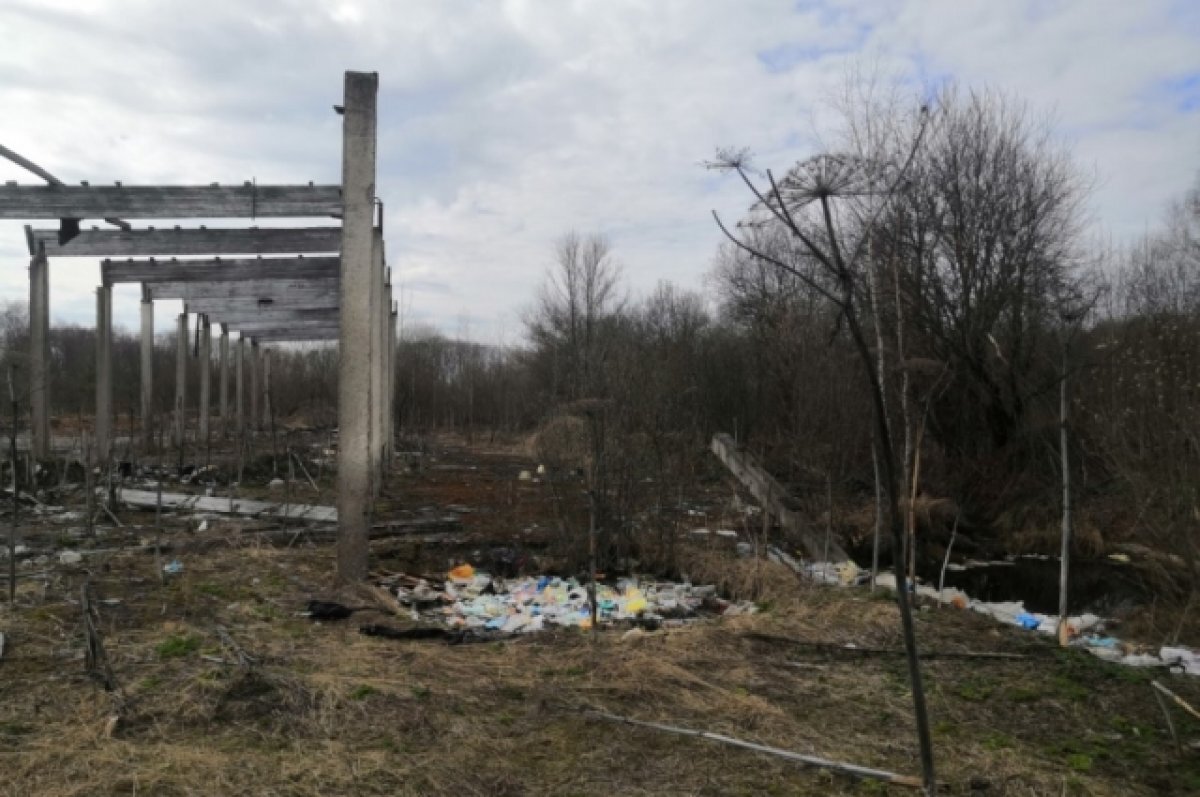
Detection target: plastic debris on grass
<box><xmin>379</xmin><ymin>566</ymin><xmax>756</xmax><ymax>634</ymax></box>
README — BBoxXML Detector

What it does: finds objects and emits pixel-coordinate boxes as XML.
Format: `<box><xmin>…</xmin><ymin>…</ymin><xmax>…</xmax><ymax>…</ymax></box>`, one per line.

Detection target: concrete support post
<box><xmin>261</xmin><ymin>347</ymin><xmax>271</xmax><ymax>430</ymax></box>
<box><xmin>337</xmin><ymin>71</ymin><xmax>378</xmax><ymax>582</ymax></box>
<box><xmin>370</xmin><ymin>238</ymin><xmax>384</xmax><ymax>490</ymax></box>
<box><xmin>218</xmin><ymin>324</ymin><xmax>229</xmax><ymax>438</ymax></box>
<box><xmin>235</xmin><ymin>336</ymin><xmax>244</xmax><ymax>437</ymax></box>
<box><xmin>95</xmin><ymin>285</ymin><xmax>112</xmax><ymax>462</ymax></box>
<box><xmin>28</xmin><ymin>250</ymin><xmax>50</xmax><ymax>459</ymax></box>
<box><xmin>249</xmin><ymin>340</ymin><xmax>259</xmax><ymax>433</ymax></box>
<box><xmin>140</xmin><ymin>290</ymin><xmax>154</xmax><ymax>447</ymax></box>
<box><xmin>198</xmin><ymin>315</ymin><xmax>211</xmax><ymax>446</ymax></box>
<box><xmin>389</xmin><ymin>300</ymin><xmax>397</xmax><ymax>462</ymax></box>
<box><xmin>174</xmin><ymin>313</ymin><xmax>187</xmax><ymax>448</ymax></box>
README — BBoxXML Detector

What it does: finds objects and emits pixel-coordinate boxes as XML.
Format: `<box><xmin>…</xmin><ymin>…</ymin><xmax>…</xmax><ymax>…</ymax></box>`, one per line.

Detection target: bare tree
<box><xmin>709</xmin><ymin>98</ymin><xmax>937</xmax><ymax>792</ymax></box>
<box><xmin>526</xmin><ymin>231</ymin><xmax>625</xmax><ymax>402</ymax></box>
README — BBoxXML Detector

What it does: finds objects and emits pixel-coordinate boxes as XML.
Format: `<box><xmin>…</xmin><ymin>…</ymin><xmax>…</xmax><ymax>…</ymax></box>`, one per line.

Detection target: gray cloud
<box><xmin>0</xmin><ymin>0</ymin><xmax>1196</xmax><ymax>343</ymax></box>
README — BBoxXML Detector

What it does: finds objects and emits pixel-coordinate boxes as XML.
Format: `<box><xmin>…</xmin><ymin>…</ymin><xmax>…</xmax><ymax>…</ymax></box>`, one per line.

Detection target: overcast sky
<box><xmin>0</xmin><ymin>0</ymin><xmax>1197</xmax><ymax>342</ymax></box>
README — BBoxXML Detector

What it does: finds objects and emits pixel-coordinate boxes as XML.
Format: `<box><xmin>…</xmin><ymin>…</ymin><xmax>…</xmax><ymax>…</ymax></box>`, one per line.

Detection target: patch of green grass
<box><xmin>194</xmin><ymin>581</ymin><xmax>231</xmax><ymax>599</ymax></box>
<box><xmin>982</xmin><ymin>731</ymin><xmax>1014</xmax><ymax>751</ymax></box>
<box><xmin>956</xmin><ymin>676</ymin><xmax>996</xmax><ymax>702</ymax></box>
<box><xmin>349</xmin><ymin>685</ymin><xmax>377</xmax><ymax>701</ymax></box>
<box><xmin>1067</xmin><ymin>753</ymin><xmax>1093</xmax><ymax>773</ymax></box>
<box><xmin>156</xmin><ymin>634</ymin><xmax>201</xmax><ymax>659</ymax></box>
<box><xmin>411</xmin><ymin>685</ymin><xmax>431</xmax><ymax>701</ymax></box>
<box><xmin>1004</xmin><ymin>684</ymin><xmax>1042</xmax><ymax>703</ymax></box>
<box><xmin>0</xmin><ymin>722</ymin><xmax>33</xmax><ymax>736</ymax></box>
<box><xmin>137</xmin><ymin>675</ymin><xmax>163</xmax><ymax>691</ymax></box>
<box><xmin>1051</xmin><ymin>675</ymin><xmax>1089</xmax><ymax>703</ymax></box>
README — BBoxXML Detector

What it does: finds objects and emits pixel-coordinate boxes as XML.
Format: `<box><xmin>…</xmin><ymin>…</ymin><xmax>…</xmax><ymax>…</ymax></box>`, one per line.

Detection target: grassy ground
<box><xmin>2</xmin><ymin>437</ymin><xmax>1199</xmax><ymax>796</ymax></box>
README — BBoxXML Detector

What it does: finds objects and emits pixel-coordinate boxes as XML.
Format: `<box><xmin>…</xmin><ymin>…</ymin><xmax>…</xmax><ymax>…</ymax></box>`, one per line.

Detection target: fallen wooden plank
<box><xmin>117</xmin><ymin>488</ymin><xmax>338</xmax><ymax>522</ymax></box>
<box><xmin>710</xmin><ymin>433</ymin><xmax>849</xmax><ymax>562</ymax></box>
<box><xmin>584</xmin><ymin>709</ymin><xmax>923</xmax><ymax>789</ymax></box>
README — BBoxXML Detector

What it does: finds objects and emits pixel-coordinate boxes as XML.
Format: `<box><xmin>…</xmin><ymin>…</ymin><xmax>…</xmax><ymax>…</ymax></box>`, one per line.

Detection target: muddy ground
<box><xmin>2</xmin><ymin>434</ymin><xmax>1199</xmax><ymax>796</ymax></box>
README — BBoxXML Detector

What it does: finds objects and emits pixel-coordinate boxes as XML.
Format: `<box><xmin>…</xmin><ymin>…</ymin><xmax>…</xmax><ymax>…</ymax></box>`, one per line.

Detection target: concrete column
<box><xmin>261</xmin><ymin>348</ymin><xmax>271</xmax><ymax>429</ymax></box>
<box><xmin>140</xmin><ymin>290</ymin><xmax>154</xmax><ymax>447</ymax></box>
<box><xmin>198</xmin><ymin>315</ymin><xmax>211</xmax><ymax>445</ymax></box>
<box><xmin>249</xmin><ymin>340</ymin><xmax>259</xmax><ymax>432</ymax></box>
<box><xmin>337</xmin><ymin>71</ymin><xmax>378</xmax><ymax>582</ymax></box>
<box><xmin>235</xmin><ymin>336</ymin><xmax>244</xmax><ymax>436</ymax></box>
<box><xmin>95</xmin><ymin>285</ymin><xmax>112</xmax><ymax>462</ymax></box>
<box><xmin>379</xmin><ymin>274</ymin><xmax>390</xmax><ymax>468</ymax></box>
<box><xmin>174</xmin><ymin>313</ymin><xmax>187</xmax><ymax>448</ymax></box>
<box><xmin>28</xmin><ymin>249</ymin><xmax>50</xmax><ymax>459</ymax></box>
<box><xmin>370</xmin><ymin>240</ymin><xmax>384</xmax><ymax>490</ymax></box>
<box><xmin>389</xmin><ymin>300</ymin><xmax>397</xmax><ymax>462</ymax></box>
<box><xmin>218</xmin><ymin>325</ymin><xmax>229</xmax><ymax>438</ymax></box>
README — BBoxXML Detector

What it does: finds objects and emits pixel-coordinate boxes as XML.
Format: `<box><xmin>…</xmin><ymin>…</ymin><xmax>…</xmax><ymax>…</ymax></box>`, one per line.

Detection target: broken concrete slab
<box><xmin>710</xmin><ymin>433</ymin><xmax>849</xmax><ymax>563</ymax></box>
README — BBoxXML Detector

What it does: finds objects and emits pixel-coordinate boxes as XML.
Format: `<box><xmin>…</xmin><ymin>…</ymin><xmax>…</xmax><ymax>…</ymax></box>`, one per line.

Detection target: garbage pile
<box><xmin>381</xmin><ymin>564</ymin><xmax>756</xmax><ymax>634</ymax></box>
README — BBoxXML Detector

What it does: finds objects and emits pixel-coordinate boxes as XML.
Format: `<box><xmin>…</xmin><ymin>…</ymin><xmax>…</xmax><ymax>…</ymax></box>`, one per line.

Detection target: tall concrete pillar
<box><xmin>140</xmin><ymin>290</ymin><xmax>154</xmax><ymax>447</ymax></box>
<box><xmin>235</xmin><ymin>336</ymin><xmax>244</xmax><ymax>437</ymax></box>
<box><xmin>388</xmin><ymin>300</ymin><xmax>397</xmax><ymax>462</ymax></box>
<box><xmin>370</xmin><ymin>239</ymin><xmax>384</xmax><ymax>490</ymax></box>
<box><xmin>28</xmin><ymin>249</ymin><xmax>50</xmax><ymax>460</ymax></box>
<box><xmin>198</xmin><ymin>315</ymin><xmax>211</xmax><ymax>445</ymax></box>
<box><xmin>249</xmin><ymin>340</ymin><xmax>259</xmax><ymax>432</ymax></box>
<box><xmin>261</xmin><ymin>348</ymin><xmax>271</xmax><ymax>429</ymax></box>
<box><xmin>218</xmin><ymin>325</ymin><xmax>229</xmax><ymax>438</ymax></box>
<box><xmin>337</xmin><ymin>71</ymin><xmax>378</xmax><ymax>582</ymax></box>
<box><xmin>95</xmin><ymin>285</ymin><xmax>112</xmax><ymax>462</ymax></box>
<box><xmin>174</xmin><ymin>313</ymin><xmax>187</xmax><ymax>448</ymax></box>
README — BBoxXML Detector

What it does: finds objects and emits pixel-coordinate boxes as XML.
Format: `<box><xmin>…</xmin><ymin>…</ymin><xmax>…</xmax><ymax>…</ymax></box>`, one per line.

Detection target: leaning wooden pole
<box><xmin>336</xmin><ymin>70</ymin><xmax>379</xmax><ymax>583</ymax></box>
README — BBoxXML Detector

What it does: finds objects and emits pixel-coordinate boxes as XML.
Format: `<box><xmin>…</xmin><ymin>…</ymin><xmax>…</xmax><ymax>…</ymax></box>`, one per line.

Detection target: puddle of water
<box><xmin>929</xmin><ymin>557</ymin><xmax>1149</xmax><ymax>615</ymax></box>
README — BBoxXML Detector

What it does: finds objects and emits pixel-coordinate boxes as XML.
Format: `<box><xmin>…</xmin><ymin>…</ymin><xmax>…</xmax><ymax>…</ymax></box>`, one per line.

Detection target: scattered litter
<box><xmin>1161</xmin><ymin>647</ymin><xmax>1200</xmax><ymax>676</ymax></box>
<box><xmin>58</xmin><ymin>550</ymin><xmax>82</xmax><ymax>565</ymax></box>
<box><xmin>162</xmin><ymin>560</ymin><xmax>184</xmax><ymax>575</ymax></box>
<box><xmin>268</xmin><ymin>478</ymin><xmax>286</xmax><ymax>490</ymax></box>
<box><xmin>448</xmin><ymin>563</ymin><xmax>475</xmax><ymax>580</ymax></box>
<box><xmin>198</xmin><ymin>520</ymin><xmax>209</xmax><ymax>532</ymax></box>
<box><xmin>518</xmin><ymin>470</ymin><xmax>533</xmax><ymax>482</ymax></box>
<box><xmin>869</xmin><ymin>570</ymin><xmax>1199</xmax><ymax>674</ymax></box>
<box><xmin>1015</xmin><ymin>612</ymin><xmax>1041</xmax><ymax>630</ymax></box>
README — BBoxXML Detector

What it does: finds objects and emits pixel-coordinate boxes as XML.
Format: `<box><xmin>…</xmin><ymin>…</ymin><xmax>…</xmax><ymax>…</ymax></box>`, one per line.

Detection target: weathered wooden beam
<box><xmin>28</xmin><ymin>225</ymin><xmax>341</xmax><ymax>257</ymax></box>
<box><xmin>147</xmin><ymin>277</ymin><xmax>338</xmax><ymax>301</ymax></box>
<box><xmin>710</xmin><ymin>433</ymin><xmax>850</xmax><ymax>562</ymax></box>
<box><xmin>102</xmin><ymin>256</ymin><xmax>339</xmax><ymax>285</ymax></box>
<box><xmin>0</xmin><ymin>184</ymin><xmax>342</xmax><ymax>220</ymax></box>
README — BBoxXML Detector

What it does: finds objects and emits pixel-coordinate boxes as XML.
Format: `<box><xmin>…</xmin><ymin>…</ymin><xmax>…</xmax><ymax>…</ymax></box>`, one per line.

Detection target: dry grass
<box><xmin>3</xmin><ymin>440</ymin><xmax>1200</xmax><ymax>796</ymax></box>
